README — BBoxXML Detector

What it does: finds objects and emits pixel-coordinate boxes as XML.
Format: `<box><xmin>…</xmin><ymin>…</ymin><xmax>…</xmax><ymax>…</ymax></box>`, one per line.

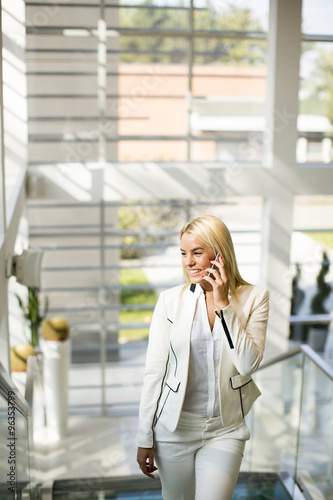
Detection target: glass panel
<box><xmin>191</xmin><ymin>137</ymin><xmax>264</xmax><ymax>163</ymax></box>
<box><xmin>0</xmin><ymin>390</ymin><xmax>30</xmax><ymax>499</ymax></box>
<box><xmin>191</xmin><ymin>39</ymin><xmax>267</xmax><ymax>163</ymax></box>
<box><xmin>249</xmin><ymin>353</ymin><xmax>304</xmax><ymax>498</ymax></box>
<box><xmin>25</xmin><ymin>1</ymin><xmax>273</xmax><ymax>167</ymax></box>
<box><xmin>27</xmin><ymin>30</ymin><xmax>98</xmax><ymax>165</ymax></box>
<box><xmin>117</xmin><ymin>37</ymin><xmax>188</xmax><ymax>65</ymax></box>
<box><xmin>106</xmin><ymin>6</ymin><xmax>189</xmax><ymax>31</ymax></box>
<box><xmin>298</xmin><ymin>41</ymin><xmax>333</xmax><ymax>164</ymax></box>
<box><xmin>25</xmin><ymin>4</ymin><xmax>100</xmax><ymax>28</ymax></box>
<box><xmin>296</xmin><ymin>357</ymin><xmax>333</xmax><ymax>498</ymax></box>
<box><xmin>193</xmin><ymin>0</ymin><xmax>269</xmax><ymax>33</ymax></box>
<box><xmin>302</xmin><ymin>0</ymin><xmax>333</xmax><ymax>36</ymax></box>
<box><xmin>288</xmin><ymin>221</ymin><xmax>333</xmax><ymax>360</ymax></box>
<box><xmin>51</xmin><ymin>473</ymin><xmax>291</xmax><ymax>499</ymax></box>
<box><xmin>0</xmin><ymin>393</ymin><xmax>10</xmax><ymax>499</ymax></box>
<box><xmin>14</xmin><ymin>406</ymin><xmax>30</xmax><ymax>497</ymax></box>
<box><xmin>110</xmin><ymin>61</ymin><xmax>188</xmax><ymax>144</ymax></box>
<box><xmin>117</xmin><ymin>140</ymin><xmax>188</xmax><ymax>161</ymax></box>
<box><xmin>119</xmin><ymin>0</ymin><xmax>190</xmax><ymax>6</ymax></box>
<box><xmin>116</xmin><ymin>97</ymin><xmax>187</xmax><ymax>136</ymax></box>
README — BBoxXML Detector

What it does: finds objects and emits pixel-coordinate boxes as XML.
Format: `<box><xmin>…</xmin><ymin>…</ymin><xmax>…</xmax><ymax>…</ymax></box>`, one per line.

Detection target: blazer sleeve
<box><xmin>218</xmin><ymin>288</ymin><xmax>269</xmax><ymax>376</ymax></box>
<box><xmin>137</xmin><ymin>291</ymin><xmax>171</xmax><ymax>448</ymax></box>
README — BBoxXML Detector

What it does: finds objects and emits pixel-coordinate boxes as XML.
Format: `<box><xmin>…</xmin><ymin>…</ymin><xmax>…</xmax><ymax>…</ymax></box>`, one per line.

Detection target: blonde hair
<box><xmin>180</xmin><ymin>215</ymin><xmax>250</xmax><ymax>292</ymax></box>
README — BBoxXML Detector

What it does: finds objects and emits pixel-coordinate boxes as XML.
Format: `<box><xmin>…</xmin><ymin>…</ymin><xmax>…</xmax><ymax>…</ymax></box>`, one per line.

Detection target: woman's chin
<box><xmin>188</xmin><ymin>273</ymin><xmax>204</xmax><ymax>284</ymax></box>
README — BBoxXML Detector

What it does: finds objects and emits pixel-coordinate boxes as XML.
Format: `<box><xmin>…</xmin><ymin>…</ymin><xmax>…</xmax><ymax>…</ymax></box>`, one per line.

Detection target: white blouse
<box><xmin>182</xmin><ymin>284</ymin><xmax>222</xmax><ymax>417</ymax></box>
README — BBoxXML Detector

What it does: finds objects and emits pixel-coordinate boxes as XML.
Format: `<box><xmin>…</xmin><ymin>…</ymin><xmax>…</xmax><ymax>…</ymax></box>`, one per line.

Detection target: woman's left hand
<box><xmin>202</xmin><ymin>255</ymin><xmax>230</xmax><ymax>309</ymax></box>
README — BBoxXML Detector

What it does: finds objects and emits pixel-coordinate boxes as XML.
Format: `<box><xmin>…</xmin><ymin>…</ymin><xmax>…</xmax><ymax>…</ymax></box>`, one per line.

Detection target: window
<box><xmin>298</xmin><ymin>0</ymin><xmax>333</xmax><ymax>164</ymax></box>
<box><xmin>26</xmin><ymin>0</ymin><xmax>269</xmax><ymax>166</ymax></box>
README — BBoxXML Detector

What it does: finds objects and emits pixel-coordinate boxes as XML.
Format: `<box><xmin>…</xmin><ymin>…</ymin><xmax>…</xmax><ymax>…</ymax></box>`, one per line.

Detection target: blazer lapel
<box><xmin>170</xmin><ymin>283</ymin><xmax>197</xmax><ymax>362</ymax></box>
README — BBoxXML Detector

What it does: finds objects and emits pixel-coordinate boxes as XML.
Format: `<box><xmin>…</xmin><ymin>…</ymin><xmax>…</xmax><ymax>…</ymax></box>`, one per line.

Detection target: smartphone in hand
<box><xmin>207</xmin><ymin>253</ymin><xmax>220</xmax><ymax>280</ymax></box>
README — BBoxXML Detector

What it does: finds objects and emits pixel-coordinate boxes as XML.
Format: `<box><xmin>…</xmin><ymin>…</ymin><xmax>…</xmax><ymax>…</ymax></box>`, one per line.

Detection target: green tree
<box><xmin>194</xmin><ymin>3</ymin><xmax>266</xmax><ymax>65</ymax></box>
<box><xmin>120</xmin><ymin>1</ymin><xmax>266</xmax><ymax>66</ymax></box>
<box><xmin>303</xmin><ymin>46</ymin><xmax>333</xmax><ymax>124</ymax></box>
<box><xmin>119</xmin><ymin>203</ymin><xmax>183</xmax><ymax>259</ymax></box>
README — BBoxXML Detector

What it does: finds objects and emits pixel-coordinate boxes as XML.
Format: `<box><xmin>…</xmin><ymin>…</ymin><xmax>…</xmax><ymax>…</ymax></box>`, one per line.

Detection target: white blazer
<box><xmin>137</xmin><ymin>282</ymin><xmax>269</xmax><ymax>448</ymax></box>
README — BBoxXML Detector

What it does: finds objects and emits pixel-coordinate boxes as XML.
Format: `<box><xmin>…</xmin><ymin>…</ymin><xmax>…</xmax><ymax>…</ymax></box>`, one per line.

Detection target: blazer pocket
<box><xmin>155</xmin><ymin>375</ymin><xmax>180</xmax><ymax>423</ymax></box>
<box><xmin>166</xmin><ymin>374</ymin><xmax>180</xmax><ymax>392</ymax></box>
<box><xmin>230</xmin><ymin>374</ymin><xmax>253</xmax><ymax>389</ymax></box>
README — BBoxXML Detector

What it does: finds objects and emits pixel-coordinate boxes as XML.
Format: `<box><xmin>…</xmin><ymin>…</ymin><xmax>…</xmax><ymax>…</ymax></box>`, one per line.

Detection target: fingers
<box><xmin>202</xmin><ymin>256</ymin><xmax>230</xmax><ymax>309</ymax></box>
<box><xmin>209</xmin><ymin>255</ymin><xmax>229</xmax><ymax>283</ymax></box>
<box><xmin>202</xmin><ymin>270</ymin><xmax>218</xmax><ymax>285</ymax></box>
<box><xmin>139</xmin><ymin>463</ymin><xmax>157</xmax><ymax>479</ymax></box>
<box><xmin>137</xmin><ymin>447</ymin><xmax>157</xmax><ymax>479</ymax></box>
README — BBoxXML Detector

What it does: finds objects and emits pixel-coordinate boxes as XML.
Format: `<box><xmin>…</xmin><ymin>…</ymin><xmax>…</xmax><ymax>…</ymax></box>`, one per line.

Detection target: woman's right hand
<box><xmin>137</xmin><ymin>447</ymin><xmax>158</xmax><ymax>479</ymax></box>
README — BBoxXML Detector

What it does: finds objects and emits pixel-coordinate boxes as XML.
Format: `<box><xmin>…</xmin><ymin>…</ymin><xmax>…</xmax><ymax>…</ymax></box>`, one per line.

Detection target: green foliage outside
<box><xmin>119</xmin><ymin>0</ymin><xmax>333</xmax><ymax>132</ymax></box>
<box><xmin>119</xmin><ymin>203</ymin><xmax>183</xmax><ymax>259</ymax></box>
<box><xmin>300</xmin><ymin>46</ymin><xmax>333</xmax><ymax>142</ymax></box>
<box><xmin>303</xmin><ymin>47</ymin><xmax>333</xmax><ymax>125</ymax></box>
<box><xmin>120</xmin><ymin>2</ymin><xmax>266</xmax><ymax>66</ymax></box>
<box><xmin>117</xmin><ymin>203</ymin><xmax>184</xmax><ymax>340</ymax></box>
<box><xmin>119</xmin><ymin>267</ymin><xmax>157</xmax><ymax>341</ymax></box>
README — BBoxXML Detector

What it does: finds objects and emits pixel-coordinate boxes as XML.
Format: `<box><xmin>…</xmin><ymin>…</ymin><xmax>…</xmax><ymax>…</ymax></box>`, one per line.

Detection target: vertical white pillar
<box><xmin>296</xmin><ymin>137</ymin><xmax>308</xmax><ymax>163</ymax></box>
<box><xmin>263</xmin><ymin>0</ymin><xmax>302</xmax><ymax>358</ymax></box>
<box><xmin>322</xmin><ymin>138</ymin><xmax>332</xmax><ymax>163</ymax></box>
<box><xmin>0</xmin><ymin>3</ymin><xmax>10</xmax><ymax>372</ymax></box>
<box><xmin>0</xmin><ymin>0</ymin><xmax>28</xmax><ymax>373</ymax></box>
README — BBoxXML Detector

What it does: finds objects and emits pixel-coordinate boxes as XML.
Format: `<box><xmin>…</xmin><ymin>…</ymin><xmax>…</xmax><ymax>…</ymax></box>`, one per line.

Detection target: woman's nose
<box><xmin>185</xmin><ymin>254</ymin><xmax>195</xmax><ymax>266</ymax></box>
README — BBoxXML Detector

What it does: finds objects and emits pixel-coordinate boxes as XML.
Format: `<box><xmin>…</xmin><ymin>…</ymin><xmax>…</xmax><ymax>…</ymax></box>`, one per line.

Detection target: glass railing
<box><xmin>35</xmin><ymin>344</ymin><xmax>333</xmax><ymax>499</ymax></box>
<box><xmin>40</xmin><ymin>347</ymin><xmax>328</xmax><ymax>500</ymax></box>
<box><xmin>0</xmin><ymin>362</ymin><xmax>31</xmax><ymax>499</ymax></box>
<box><xmin>248</xmin><ymin>345</ymin><xmax>333</xmax><ymax>500</ymax></box>
<box><xmin>0</xmin><ymin>354</ymin><xmax>42</xmax><ymax>499</ymax></box>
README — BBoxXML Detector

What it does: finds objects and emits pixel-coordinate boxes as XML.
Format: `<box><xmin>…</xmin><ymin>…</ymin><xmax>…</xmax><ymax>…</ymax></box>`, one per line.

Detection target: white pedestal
<box><xmin>40</xmin><ymin>338</ymin><xmax>70</xmax><ymax>440</ymax></box>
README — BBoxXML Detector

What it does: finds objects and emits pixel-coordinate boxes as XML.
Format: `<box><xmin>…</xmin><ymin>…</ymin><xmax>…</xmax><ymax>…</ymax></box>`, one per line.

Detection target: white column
<box><xmin>0</xmin><ymin>0</ymin><xmax>28</xmax><ymax>372</ymax></box>
<box><xmin>263</xmin><ymin>0</ymin><xmax>302</xmax><ymax>358</ymax></box>
<box><xmin>0</xmin><ymin>3</ymin><xmax>10</xmax><ymax>372</ymax></box>
<box><xmin>296</xmin><ymin>137</ymin><xmax>308</xmax><ymax>163</ymax></box>
<box><xmin>322</xmin><ymin>138</ymin><xmax>332</xmax><ymax>163</ymax></box>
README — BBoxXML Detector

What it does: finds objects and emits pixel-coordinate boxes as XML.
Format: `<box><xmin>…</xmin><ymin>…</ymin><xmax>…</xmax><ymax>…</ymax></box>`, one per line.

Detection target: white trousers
<box><xmin>154</xmin><ymin>412</ymin><xmax>250</xmax><ymax>500</ymax></box>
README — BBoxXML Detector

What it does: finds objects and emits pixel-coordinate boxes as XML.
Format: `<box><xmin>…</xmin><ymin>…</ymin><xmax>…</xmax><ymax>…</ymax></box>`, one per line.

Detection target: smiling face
<box><xmin>180</xmin><ymin>232</ymin><xmax>216</xmax><ymax>285</ymax></box>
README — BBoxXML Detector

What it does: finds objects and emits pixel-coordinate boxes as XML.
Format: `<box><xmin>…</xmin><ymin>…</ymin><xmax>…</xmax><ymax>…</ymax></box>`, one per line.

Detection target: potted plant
<box><xmin>308</xmin><ymin>251</ymin><xmax>332</xmax><ymax>352</ymax></box>
<box><xmin>40</xmin><ymin>317</ymin><xmax>71</xmax><ymax>439</ymax></box>
<box><xmin>16</xmin><ymin>286</ymin><xmax>49</xmax><ymax>349</ymax></box>
<box><xmin>11</xmin><ymin>287</ymin><xmax>48</xmax><ymax>395</ymax></box>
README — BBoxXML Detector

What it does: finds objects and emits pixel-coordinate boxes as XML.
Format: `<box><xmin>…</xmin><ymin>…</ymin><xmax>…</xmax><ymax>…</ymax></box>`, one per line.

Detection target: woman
<box><xmin>137</xmin><ymin>215</ymin><xmax>269</xmax><ymax>500</ymax></box>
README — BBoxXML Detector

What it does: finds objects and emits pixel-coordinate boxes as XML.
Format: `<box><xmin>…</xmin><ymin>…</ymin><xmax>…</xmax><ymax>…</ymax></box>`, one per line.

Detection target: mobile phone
<box><xmin>207</xmin><ymin>253</ymin><xmax>220</xmax><ymax>279</ymax></box>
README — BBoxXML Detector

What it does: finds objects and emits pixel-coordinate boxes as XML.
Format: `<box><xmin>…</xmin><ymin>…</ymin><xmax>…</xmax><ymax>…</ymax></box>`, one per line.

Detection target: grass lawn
<box><xmin>305</xmin><ymin>231</ymin><xmax>333</xmax><ymax>250</ymax></box>
<box><xmin>119</xmin><ymin>267</ymin><xmax>156</xmax><ymax>342</ymax></box>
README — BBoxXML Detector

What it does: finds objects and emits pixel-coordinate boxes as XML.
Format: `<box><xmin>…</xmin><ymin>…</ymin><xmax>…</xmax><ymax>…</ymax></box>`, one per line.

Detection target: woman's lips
<box><xmin>189</xmin><ymin>269</ymin><xmax>202</xmax><ymax>275</ymax></box>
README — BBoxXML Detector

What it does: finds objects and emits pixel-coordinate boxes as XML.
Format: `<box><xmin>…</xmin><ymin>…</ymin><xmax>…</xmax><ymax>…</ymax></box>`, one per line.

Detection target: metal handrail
<box><xmin>258</xmin><ymin>344</ymin><xmax>333</xmax><ymax>380</ymax></box>
<box><xmin>0</xmin><ymin>362</ymin><xmax>32</xmax><ymax>418</ymax></box>
<box><xmin>290</xmin><ymin>313</ymin><xmax>333</xmax><ymax>324</ymax></box>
